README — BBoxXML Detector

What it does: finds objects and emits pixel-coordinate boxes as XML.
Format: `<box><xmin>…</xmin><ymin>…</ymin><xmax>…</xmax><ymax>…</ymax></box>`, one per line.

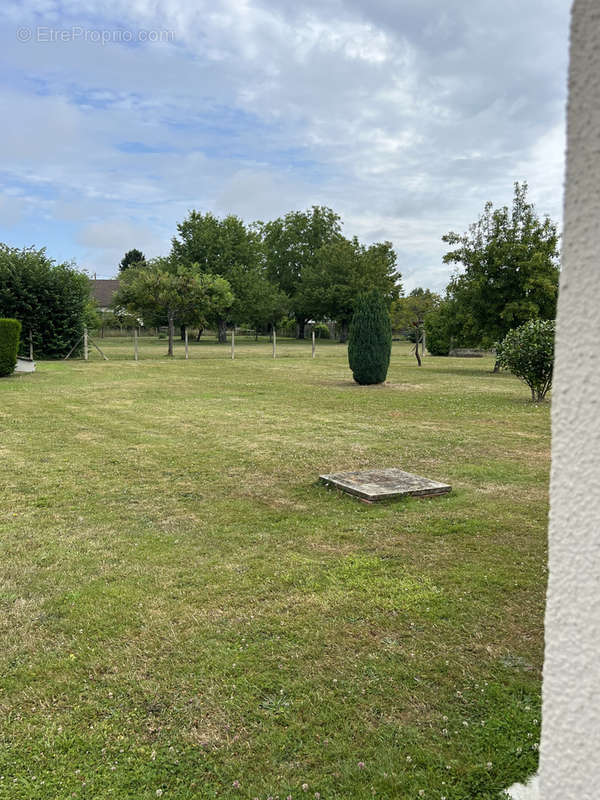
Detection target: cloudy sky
<box><xmin>0</xmin><ymin>0</ymin><xmax>570</xmax><ymax>291</ymax></box>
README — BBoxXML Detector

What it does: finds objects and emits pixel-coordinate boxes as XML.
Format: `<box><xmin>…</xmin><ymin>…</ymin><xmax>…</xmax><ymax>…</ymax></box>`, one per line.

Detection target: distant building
<box><xmin>90</xmin><ymin>279</ymin><xmax>120</xmax><ymax>312</ymax></box>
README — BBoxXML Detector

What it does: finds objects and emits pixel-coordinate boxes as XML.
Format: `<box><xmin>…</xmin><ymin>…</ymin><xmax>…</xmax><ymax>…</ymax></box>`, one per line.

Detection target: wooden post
<box><xmin>84</xmin><ymin>327</ymin><xmax>88</xmax><ymax>361</ymax></box>
<box><xmin>90</xmin><ymin>339</ymin><xmax>109</xmax><ymax>361</ymax></box>
<box><xmin>185</xmin><ymin>327</ymin><xmax>189</xmax><ymax>360</ymax></box>
<box><xmin>134</xmin><ymin>327</ymin><xmax>139</xmax><ymax>361</ymax></box>
<box><xmin>167</xmin><ymin>312</ymin><xmax>175</xmax><ymax>357</ymax></box>
<box><xmin>272</xmin><ymin>327</ymin><xmax>277</xmax><ymax>358</ymax></box>
<box><xmin>231</xmin><ymin>327</ymin><xmax>235</xmax><ymax>360</ymax></box>
<box><xmin>63</xmin><ymin>334</ymin><xmax>83</xmax><ymax>360</ymax></box>
<box><xmin>312</xmin><ymin>329</ymin><xmax>316</xmax><ymax>359</ymax></box>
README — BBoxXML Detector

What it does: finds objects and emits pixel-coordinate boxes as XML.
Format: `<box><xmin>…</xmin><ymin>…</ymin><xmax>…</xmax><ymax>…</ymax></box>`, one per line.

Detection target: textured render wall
<box><xmin>540</xmin><ymin>1</ymin><xmax>600</xmax><ymax>797</ymax></box>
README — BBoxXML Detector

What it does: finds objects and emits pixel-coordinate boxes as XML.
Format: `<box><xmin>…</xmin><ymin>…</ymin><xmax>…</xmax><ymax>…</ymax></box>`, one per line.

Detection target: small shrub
<box><xmin>0</xmin><ymin>318</ymin><xmax>22</xmax><ymax>377</ymax></box>
<box><xmin>277</xmin><ymin>317</ymin><xmax>297</xmax><ymax>337</ymax></box>
<box><xmin>312</xmin><ymin>322</ymin><xmax>330</xmax><ymax>339</ymax></box>
<box><xmin>424</xmin><ymin>309</ymin><xmax>452</xmax><ymax>355</ymax></box>
<box><xmin>496</xmin><ymin>319</ymin><xmax>555</xmax><ymax>402</ymax></box>
<box><xmin>348</xmin><ymin>290</ymin><xmax>392</xmax><ymax>385</ymax></box>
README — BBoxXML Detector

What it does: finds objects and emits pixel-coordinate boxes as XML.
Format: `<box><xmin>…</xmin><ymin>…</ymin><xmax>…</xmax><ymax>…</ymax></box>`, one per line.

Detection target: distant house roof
<box><xmin>91</xmin><ymin>279</ymin><xmax>120</xmax><ymax>308</ymax></box>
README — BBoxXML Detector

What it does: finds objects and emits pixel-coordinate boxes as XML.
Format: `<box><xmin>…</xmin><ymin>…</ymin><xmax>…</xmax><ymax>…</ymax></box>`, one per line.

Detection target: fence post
<box><xmin>29</xmin><ymin>329</ymin><xmax>34</xmax><ymax>360</ymax></box>
<box><xmin>272</xmin><ymin>327</ymin><xmax>277</xmax><ymax>358</ymax></box>
<box><xmin>312</xmin><ymin>329</ymin><xmax>316</xmax><ymax>359</ymax></box>
<box><xmin>185</xmin><ymin>327</ymin><xmax>189</xmax><ymax>360</ymax></box>
<box><xmin>134</xmin><ymin>327</ymin><xmax>139</xmax><ymax>361</ymax></box>
<box><xmin>84</xmin><ymin>327</ymin><xmax>88</xmax><ymax>361</ymax></box>
<box><xmin>231</xmin><ymin>327</ymin><xmax>235</xmax><ymax>360</ymax></box>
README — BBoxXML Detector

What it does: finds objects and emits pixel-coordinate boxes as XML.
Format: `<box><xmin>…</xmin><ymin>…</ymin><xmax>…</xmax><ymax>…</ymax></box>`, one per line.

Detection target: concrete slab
<box><xmin>14</xmin><ymin>358</ymin><xmax>36</xmax><ymax>373</ymax></box>
<box><xmin>319</xmin><ymin>468</ymin><xmax>451</xmax><ymax>502</ymax></box>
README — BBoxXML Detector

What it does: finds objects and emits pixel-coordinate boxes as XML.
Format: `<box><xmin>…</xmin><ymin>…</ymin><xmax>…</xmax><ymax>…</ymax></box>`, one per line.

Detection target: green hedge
<box><xmin>0</xmin><ymin>245</ymin><xmax>90</xmax><ymax>358</ymax></box>
<box><xmin>0</xmin><ymin>318</ymin><xmax>21</xmax><ymax>377</ymax></box>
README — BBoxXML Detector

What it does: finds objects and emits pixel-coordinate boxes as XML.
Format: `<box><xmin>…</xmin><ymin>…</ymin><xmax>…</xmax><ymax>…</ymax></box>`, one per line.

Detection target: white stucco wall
<box><xmin>540</xmin><ymin>1</ymin><xmax>600</xmax><ymax>797</ymax></box>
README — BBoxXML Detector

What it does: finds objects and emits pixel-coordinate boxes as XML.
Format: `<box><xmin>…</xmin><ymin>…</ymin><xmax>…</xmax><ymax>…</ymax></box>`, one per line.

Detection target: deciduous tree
<box><xmin>228</xmin><ymin>265</ymin><xmax>289</xmax><ymax>333</ymax></box>
<box><xmin>171</xmin><ymin>212</ymin><xmax>261</xmax><ymax>342</ymax></box>
<box><xmin>115</xmin><ymin>259</ymin><xmax>233</xmax><ymax>356</ymax></box>
<box><xmin>442</xmin><ymin>182</ymin><xmax>560</xmax><ymax>351</ymax></box>
<box><xmin>300</xmin><ymin>236</ymin><xmax>401</xmax><ymax>342</ymax></box>
<box><xmin>391</xmin><ymin>288</ymin><xmax>441</xmax><ymax>334</ymax></box>
<box><xmin>260</xmin><ymin>206</ymin><xmax>342</xmax><ymax>338</ymax></box>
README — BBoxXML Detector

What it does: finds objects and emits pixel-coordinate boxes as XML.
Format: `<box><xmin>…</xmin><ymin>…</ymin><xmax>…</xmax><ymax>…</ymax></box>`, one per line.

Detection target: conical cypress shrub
<box><xmin>348</xmin><ymin>290</ymin><xmax>392</xmax><ymax>385</ymax></box>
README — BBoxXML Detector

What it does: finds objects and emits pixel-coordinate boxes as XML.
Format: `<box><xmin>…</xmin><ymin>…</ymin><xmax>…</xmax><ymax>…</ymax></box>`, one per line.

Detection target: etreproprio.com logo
<box><xmin>16</xmin><ymin>26</ymin><xmax>175</xmax><ymax>44</ymax></box>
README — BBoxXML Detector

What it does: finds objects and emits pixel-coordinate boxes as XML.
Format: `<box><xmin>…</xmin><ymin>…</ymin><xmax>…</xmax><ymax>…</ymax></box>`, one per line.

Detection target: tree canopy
<box><xmin>440</xmin><ymin>182</ymin><xmax>560</xmax><ymax>348</ymax></box>
<box><xmin>115</xmin><ymin>258</ymin><xmax>233</xmax><ymax>356</ymax></box>
<box><xmin>168</xmin><ymin>206</ymin><xmax>400</xmax><ymax>341</ymax></box>
<box><xmin>171</xmin><ymin>211</ymin><xmax>264</xmax><ymax>340</ymax></box>
<box><xmin>391</xmin><ymin>288</ymin><xmax>441</xmax><ymax>333</ymax></box>
<box><xmin>300</xmin><ymin>236</ymin><xmax>401</xmax><ymax>341</ymax></box>
<box><xmin>228</xmin><ymin>265</ymin><xmax>289</xmax><ymax>332</ymax></box>
<box><xmin>260</xmin><ymin>206</ymin><xmax>343</xmax><ymax>337</ymax></box>
<box><xmin>119</xmin><ymin>249</ymin><xmax>147</xmax><ymax>273</ymax></box>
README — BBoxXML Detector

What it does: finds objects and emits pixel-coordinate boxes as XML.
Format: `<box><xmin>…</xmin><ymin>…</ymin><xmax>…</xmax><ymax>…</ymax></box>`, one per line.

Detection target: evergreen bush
<box><xmin>0</xmin><ymin>318</ymin><xmax>21</xmax><ymax>377</ymax></box>
<box><xmin>348</xmin><ymin>290</ymin><xmax>391</xmax><ymax>385</ymax></box>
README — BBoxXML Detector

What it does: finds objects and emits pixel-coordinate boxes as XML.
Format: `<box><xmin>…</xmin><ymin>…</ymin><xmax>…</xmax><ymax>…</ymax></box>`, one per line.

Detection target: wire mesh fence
<box><xmin>66</xmin><ymin>330</ymin><xmax>355</xmax><ymax>362</ymax></box>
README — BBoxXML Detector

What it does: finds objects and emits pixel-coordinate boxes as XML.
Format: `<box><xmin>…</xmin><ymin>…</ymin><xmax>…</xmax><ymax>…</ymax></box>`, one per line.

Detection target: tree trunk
<box><xmin>415</xmin><ymin>342</ymin><xmax>422</xmax><ymax>367</ymax></box>
<box><xmin>413</xmin><ymin>323</ymin><xmax>422</xmax><ymax>366</ymax></box>
<box><xmin>167</xmin><ymin>311</ymin><xmax>175</xmax><ymax>357</ymax></box>
<box><xmin>196</xmin><ymin>328</ymin><xmax>203</xmax><ymax>342</ymax></box>
<box><xmin>339</xmin><ymin>321</ymin><xmax>349</xmax><ymax>343</ymax></box>
<box><xmin>217</xmin><ymin>318</ymin><xmax>227</xmax><ymax>343</ymax></box>
<box><xmin>296</xmin><ymin>317</ymin><xmax>306</xmax><ymax>339</ymax></box>
<box><xmin>493</xmin><ymin>360</ymin><xmax>500</xmax><ymax>373</ymax></box>
<box><xmin>180</xmin><ymin>325</ymin><xmax>186</xmax><ymax>341</ymax></box>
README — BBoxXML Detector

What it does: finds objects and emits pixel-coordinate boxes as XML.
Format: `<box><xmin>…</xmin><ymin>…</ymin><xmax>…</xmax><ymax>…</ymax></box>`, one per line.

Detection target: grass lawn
<box><xmin>0</xmin><ymin>337</ymin><xmax>549</xmax><ymax>799</ymax></box>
